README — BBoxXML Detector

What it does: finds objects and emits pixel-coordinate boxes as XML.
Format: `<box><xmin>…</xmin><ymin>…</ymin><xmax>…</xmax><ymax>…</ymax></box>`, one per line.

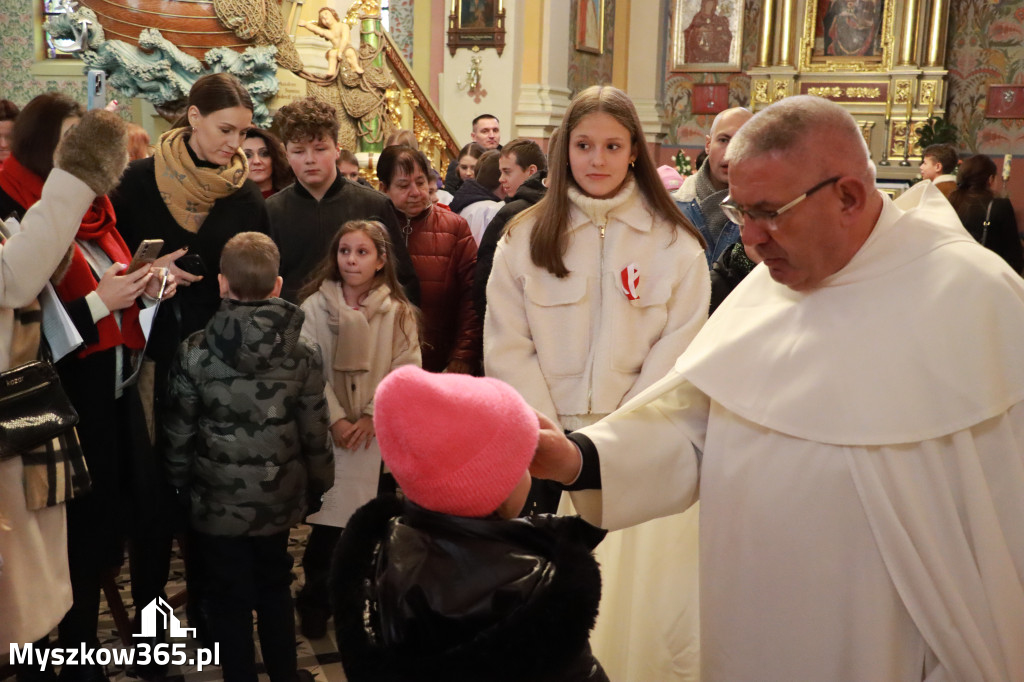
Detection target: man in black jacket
<box><xmin>473</xmin><ymin>139</ymin><xmax>547</xmax><ymax>321</ymax></box>
<box><xmin>267</xmin><ymin>98</ymin><xmax>419</xmax><ymax>303</ymax></box>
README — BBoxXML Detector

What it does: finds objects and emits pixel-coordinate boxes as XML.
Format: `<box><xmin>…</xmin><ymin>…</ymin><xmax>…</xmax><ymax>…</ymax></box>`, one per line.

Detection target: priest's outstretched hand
<box><xmin>530</xmin><ymin>410</ymin><xmax>583</xmax><ymax>486</ymax></box>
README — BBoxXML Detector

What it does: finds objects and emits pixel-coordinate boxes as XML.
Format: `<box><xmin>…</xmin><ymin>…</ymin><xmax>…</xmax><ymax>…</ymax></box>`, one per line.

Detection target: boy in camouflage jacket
<box><xmin>163</xmin><ymin>232</ymin><xmax>332</xmax><ymax>682</ymax></box>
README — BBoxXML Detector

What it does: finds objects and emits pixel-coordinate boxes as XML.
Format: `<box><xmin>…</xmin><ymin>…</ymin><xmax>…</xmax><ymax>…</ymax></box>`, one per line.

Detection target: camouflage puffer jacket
<box><xmin>163</xmin><ymin>298</ymin><xmax>334</xmax><ymax>537</ymax></box>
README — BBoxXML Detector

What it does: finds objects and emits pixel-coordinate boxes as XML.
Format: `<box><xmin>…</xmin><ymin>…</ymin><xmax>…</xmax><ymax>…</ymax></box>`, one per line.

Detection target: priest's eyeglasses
<box><xmin>720</xmin><ymin>176</ymin><xmax>841</xmax><ymax>229</ymax></box>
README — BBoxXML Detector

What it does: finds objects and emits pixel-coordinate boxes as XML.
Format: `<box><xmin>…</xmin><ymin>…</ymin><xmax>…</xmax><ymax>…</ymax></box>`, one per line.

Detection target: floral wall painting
<box><xmin>576</xmin><ymin>0</ymin><xmax>604</xmax><ymax>54</ymax></box>
<box><xmin>671</xmin><ymin>0</ymin><xmax>743</xmax><ymax>72</ymax></box>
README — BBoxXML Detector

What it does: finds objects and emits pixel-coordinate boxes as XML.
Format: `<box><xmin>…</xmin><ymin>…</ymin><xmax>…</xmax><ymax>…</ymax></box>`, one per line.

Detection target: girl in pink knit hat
<box><xmin>330</xmin><ymin>366</ymin><xmax>608</xmax><ymax>682</ymax></box>
<box><xmin>294</xmin><ymin>220</ymin><xmax>421</xmax><ymax>639</ymax></box>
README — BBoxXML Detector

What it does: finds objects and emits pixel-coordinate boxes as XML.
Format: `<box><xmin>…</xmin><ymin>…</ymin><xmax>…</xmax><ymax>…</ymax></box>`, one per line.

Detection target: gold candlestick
<box><xmin>899</xmin><ymin>117</ymin><xmax>913</xmax><ymax>167</ymax></box>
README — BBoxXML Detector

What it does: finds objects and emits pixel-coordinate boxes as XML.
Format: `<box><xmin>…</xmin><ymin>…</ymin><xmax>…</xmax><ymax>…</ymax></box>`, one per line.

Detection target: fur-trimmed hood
<box><xmin>331</xmin><ymin>496</ymin><xmax>607</xmax><ymax>682</ymax></box>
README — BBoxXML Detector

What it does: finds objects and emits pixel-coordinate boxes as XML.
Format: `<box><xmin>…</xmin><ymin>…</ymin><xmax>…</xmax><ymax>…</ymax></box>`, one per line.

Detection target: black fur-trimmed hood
<box><xmin>330</xmin><ymin>496</ymin><xmax>606</xmax><ymax>682</ymax></box>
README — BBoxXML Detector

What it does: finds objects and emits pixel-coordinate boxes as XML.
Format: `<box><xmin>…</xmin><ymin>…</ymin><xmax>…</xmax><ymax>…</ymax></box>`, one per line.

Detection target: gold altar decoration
<box><xmin>750</xmin><ymin>0</ymin><xmax>952</xmax><ymax>178</ymax></box>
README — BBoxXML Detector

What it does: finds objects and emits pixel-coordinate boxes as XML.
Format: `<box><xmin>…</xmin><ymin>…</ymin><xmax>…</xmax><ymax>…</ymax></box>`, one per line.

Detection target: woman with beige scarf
<box><xmin>109</xmin><ymin>73</ymin><xmax>269</xmax><ymax>660</ymax></box>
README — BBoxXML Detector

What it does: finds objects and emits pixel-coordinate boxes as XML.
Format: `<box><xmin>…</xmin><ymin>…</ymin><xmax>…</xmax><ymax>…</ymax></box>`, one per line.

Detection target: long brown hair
<box><xmin>10</xmin><ymin>92</ymin><xmax>84</xmax><ymax>179</ymax></box>
<box><xmin>297</xmin><ymin>220</ymin><xmax>420</xmax><ymax>338</ymax></box>
<box><xmin>245</xmin><ymin>127</ymin><xmax>294</xmax><ymax>192</ymax></box>
<box><xmin>522</xmin><ymin>85</ymin><xmax>701</xmax><ymax>277</ymax></box>
<box><xmin>949</xmin><ymin>154</ymin><xmax>997</xmax><ymax>217</ymax></box>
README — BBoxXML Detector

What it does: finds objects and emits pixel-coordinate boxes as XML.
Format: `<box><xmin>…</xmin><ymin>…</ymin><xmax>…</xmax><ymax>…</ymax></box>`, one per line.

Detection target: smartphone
<box><xmin>126</xmin><ymin>239</ymin><xmax>164</xmax><ymax>274</ymax></box>
<box><xmin>175</xmin><ymin>253</ymin><xmax>207</xmax><ymax>277</ymax></box>
<box><xmin>87</xmin><ymin>70</ymin><xmax>107</xmax><ymax>110</ymax></box>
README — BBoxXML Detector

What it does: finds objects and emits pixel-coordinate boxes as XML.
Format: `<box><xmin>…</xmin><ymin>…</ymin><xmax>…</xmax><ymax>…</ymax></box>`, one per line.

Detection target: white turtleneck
<box><xmin>566</xmin><ymin>177</ymin><xmax>637</xmax><ymax>231</ymax></box>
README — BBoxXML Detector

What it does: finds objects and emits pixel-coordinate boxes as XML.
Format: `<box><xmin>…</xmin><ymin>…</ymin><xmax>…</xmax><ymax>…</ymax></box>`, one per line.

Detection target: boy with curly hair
<box><xmin>267</xmin><ymin>97</ymin><xmax>418</xmax><ymax>303</ymax></box>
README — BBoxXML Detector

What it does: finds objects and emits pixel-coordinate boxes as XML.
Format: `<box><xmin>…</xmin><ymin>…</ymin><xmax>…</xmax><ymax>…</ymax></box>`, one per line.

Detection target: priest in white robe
<box><xmin>531</xmin><ymin>95</ymin><xmax>1024</xmax><ymax>681</ymax></box>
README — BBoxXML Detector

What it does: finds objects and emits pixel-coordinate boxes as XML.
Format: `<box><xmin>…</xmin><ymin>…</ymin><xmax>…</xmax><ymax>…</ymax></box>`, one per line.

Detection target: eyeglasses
<box><xmin>720</xmin><ymin>176</ymin><xmax>841</xmax><ymax>228</ymax></box>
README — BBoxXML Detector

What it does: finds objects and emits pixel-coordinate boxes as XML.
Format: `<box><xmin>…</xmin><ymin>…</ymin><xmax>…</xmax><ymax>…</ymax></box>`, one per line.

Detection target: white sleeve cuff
<box><xmin>85</xmin><ymin>291</ymin><xmax>110</xmax><ymax>323</ymax></box>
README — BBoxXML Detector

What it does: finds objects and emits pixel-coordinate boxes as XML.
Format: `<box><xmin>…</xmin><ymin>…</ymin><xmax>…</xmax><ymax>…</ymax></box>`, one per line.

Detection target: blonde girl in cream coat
<box><xmin>485</xmin><ymin>85</ymin><xmax>709</xmax><ymax>682</ymax></box>
<box><xmin>296</xmin><ymin>220</ymin><xmax>420</xmax><ymax>636</ymax></box>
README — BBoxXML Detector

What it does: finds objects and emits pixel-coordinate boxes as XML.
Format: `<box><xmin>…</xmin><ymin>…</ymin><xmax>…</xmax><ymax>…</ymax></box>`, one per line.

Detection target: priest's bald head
<box><xmin>722</xmin><ymin>96</ymin><xmax>884</xmax><ymax>292</ymax></box>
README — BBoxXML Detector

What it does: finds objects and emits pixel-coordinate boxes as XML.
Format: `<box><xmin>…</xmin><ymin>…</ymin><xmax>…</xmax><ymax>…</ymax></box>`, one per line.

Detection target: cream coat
<box><xmin>300</xmin><ymin>282</ymin><xmax>420</xmax><ymax>527</ymax></box>
<box><xmin>485</xmin><ymin>181</ymin><xmax>710</xmax><ymax>681</ymax></box>
<box><xmin>484</xmin><ymin>182</ymin><xmax>710</xmax><ymax>427</ymax></box>
<box><xmin>0</xmin><ymin>169</ymin><xmax>95</xmax><ymax>646</ymax></box>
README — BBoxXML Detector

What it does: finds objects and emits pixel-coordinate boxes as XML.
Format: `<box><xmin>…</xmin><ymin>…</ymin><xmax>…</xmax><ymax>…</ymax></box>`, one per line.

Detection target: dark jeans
<box><xmin>191</xmin><ymin>531</ymin><xmax>297</xmax><ymax>682</ymax></box>
<box><xmin>296</xmin><ymin>524</ymin><xmax>343</xmax><ymax>621</ymax></box>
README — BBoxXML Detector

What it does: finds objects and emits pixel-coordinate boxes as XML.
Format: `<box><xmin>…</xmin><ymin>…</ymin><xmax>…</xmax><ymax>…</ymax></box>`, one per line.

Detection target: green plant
<box><xmin>916</xmin><ymin>116</ymin><xmax>958</xmax><ymax>148</ymax></box>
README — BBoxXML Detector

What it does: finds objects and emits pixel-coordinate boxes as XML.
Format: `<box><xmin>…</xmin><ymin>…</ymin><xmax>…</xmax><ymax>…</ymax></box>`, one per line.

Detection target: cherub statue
<box><xmin>299</xmin><ymin>7</ymin><xmax>363</xmax><ymax>77</ymax></box>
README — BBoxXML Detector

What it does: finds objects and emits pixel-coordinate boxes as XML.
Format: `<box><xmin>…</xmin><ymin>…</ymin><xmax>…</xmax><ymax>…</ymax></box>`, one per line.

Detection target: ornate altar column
<box><xmin>749</xmin><ymin>0</ymin><xmax>799</xmax><ymax>112</ymax></box>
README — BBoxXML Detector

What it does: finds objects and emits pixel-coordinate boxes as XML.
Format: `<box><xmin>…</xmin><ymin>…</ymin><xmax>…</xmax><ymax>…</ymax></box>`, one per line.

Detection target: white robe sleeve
<box><xmin>571</xmin><ymin>368</ymin><xmax>709</xmax><ymax>530</ymax></box>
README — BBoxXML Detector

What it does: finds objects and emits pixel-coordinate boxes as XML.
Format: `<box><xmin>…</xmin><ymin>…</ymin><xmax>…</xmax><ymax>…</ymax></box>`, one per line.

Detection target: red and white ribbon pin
<box><xmin>619</xmin><ymin>263</ymin><xmax>640</xmax><ymax>300</ymax></box>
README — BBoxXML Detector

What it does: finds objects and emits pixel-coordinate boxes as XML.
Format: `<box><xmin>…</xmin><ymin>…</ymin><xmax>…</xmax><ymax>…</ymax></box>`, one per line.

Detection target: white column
<box><xmin>626</xmin><ymin>0</ymin><xmax>670</xmax><ymax>144</ymax></box>
<box><xmin>513</xmin><ymin>0</ymin><xmax>572</xmax><ymax>140</ymax></box>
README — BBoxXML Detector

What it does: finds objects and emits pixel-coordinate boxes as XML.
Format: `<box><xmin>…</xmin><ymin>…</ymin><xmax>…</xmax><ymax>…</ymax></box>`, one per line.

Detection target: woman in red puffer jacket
<box><xmin>377</xmin><ymin>145</ymin><xmax>481</xmax><ymax>374</ymax></box>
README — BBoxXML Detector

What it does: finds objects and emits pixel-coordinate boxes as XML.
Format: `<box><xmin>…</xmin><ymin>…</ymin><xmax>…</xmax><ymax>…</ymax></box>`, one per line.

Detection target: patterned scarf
<box><xmin>0</xmin><ymin>155</ymin><xmax>143</xmax><ymax>358</ymax></box>
<box><xmin>694</xmin><ymin>160</ymin><xmax>731</xmax><ymax>244</ymax></box>
<box><xmin>153</xmin><ymin>127</ymin><xmax>248</xmax><ymax>233</ymax></box>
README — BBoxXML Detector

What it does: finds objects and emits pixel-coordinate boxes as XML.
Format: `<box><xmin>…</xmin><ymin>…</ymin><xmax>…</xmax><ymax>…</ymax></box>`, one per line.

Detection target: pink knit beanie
<box><xmin>657</xmin><ymin>164</ymin><xmax>685</xmax><ymax>191</ymax></box>
<box><xmin>373</xmin><ymin>366</ymin><xmax>539</xmax><ymax>517</ymax></box>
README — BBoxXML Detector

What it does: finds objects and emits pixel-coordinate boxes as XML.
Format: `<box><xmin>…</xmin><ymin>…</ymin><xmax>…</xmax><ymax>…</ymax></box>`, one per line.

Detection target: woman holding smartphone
<box><xmin>110</xmin><ymin>73</ymin><xmax>268</xmax><ymax>658</ymax></box>
<box><xmin>0</xmin><ymin>96</ymin><xmax>177</xmax><ymax>680</ymax></box>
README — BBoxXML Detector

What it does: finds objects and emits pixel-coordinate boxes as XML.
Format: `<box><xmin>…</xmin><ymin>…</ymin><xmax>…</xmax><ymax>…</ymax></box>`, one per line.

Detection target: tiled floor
<box><xmin>2</xmin><ymin>526</ymin><xmax>349</xmax><ymax>682</ymax></box>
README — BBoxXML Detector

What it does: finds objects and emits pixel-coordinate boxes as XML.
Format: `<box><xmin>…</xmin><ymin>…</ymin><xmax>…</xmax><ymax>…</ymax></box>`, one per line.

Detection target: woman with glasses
<box><xmin>484</xmin><ymin>85</ymin><xmax>709</xmax><ymax>682</ymax></box>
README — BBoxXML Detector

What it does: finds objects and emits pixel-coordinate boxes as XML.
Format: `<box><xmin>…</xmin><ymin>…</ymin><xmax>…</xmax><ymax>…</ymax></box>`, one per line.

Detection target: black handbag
<box><xmin>0</xmin><ymin>360</ymin><xmax>80</xmax><ymax>461</ymax></box>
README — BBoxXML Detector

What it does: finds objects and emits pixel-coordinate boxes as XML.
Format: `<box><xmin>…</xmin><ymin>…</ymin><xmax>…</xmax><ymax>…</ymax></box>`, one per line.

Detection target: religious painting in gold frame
<box><xmin>799</xmin><ymin>0</ymin><xmax>896</xmax><ymax>73</ymax></box>
<box><xmin>447</xmin><ymin>0</ymin><xmax>506</xmax><ymax>56</ymax></box>
<box><xmin>575</xmin><ymin>0</ymin><xmax>605</xmax><ymax>55</ymax></box>
<box><xmin>671</xmin><ymin>0</ymin><xmax>744</xmax><ymax>72</ymax></box>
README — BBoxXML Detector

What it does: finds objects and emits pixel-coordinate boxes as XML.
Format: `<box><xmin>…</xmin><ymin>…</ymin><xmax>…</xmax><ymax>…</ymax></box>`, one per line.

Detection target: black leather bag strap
<box><xmin>981</xmin><ymin>199</ymin><xmax>993</xmax><ymax>246</ymax></box>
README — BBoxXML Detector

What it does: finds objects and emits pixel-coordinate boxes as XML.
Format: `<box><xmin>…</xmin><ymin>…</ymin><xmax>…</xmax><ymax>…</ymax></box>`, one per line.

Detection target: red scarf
<box><xmin>0</xmin><ymin>156</ymin><xmax>145</xmax><ymax>358</ymax></box>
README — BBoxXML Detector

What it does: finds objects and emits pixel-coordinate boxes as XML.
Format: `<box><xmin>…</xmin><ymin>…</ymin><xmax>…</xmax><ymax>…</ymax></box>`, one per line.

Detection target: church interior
<box><xmin>7</xmin><ymin>0</ymin><xmax>1023</xmax><ymax>216</ymax></box>
<box><xmin>2</xmin><ymin>1</ymin><xmax>1023</xmax><ymax>680</ymax></box>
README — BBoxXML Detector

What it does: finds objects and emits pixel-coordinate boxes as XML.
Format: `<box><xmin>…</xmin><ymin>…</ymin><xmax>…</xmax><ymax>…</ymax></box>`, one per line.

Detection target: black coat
<box><xmin>448</xmin><ymin>178</ymin><xmax>501</xmax><ymax>214</ymax></box>
<box><xmin>110</xmin><ymin>155</ymin><xmax>271</xmax><ymax>370</ymax></box>
<box><xmin>709</xmin><ymin>241</ymin><xmax>757</xmax><ymax>314</ymax></box>
<box><xmin>473</xmin><ymin>171</ymin><xmax>547</xmax><ymax>320</ymax></box>
<box><xmin>956</xmin><ymin>196</ymin><xmax>1023</xmax><ymax>274</ymax></box>
<box><xmin>266</xmin><ymin>175</ymin><xmax>420</xmax><ymax>304</ymax></box>
<box><xmin>332</xmin><ymin>496</ymin><xmax>608</xmax><ymax>682</ymax></box>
